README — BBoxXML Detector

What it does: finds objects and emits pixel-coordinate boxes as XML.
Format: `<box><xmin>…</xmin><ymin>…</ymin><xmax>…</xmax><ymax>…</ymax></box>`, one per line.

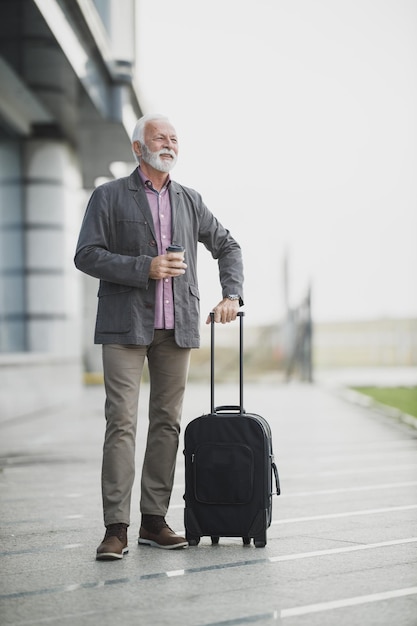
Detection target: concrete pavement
<box><xmin>1</xmin><ymin>378</ymin><xmax>416</xmax><ymax>625</ymax></box>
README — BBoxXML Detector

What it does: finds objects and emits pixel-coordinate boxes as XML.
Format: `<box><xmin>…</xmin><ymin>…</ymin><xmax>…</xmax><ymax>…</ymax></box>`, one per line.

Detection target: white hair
<box><xmin>131</xmin><ymin>113</ymin><xmax>171</xmax><ymax>144</ymax></box>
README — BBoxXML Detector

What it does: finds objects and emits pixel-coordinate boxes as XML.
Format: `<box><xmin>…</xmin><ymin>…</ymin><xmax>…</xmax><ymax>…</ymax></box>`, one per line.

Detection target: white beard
<box><xmin>141</xmin><ymin>145</ymin><xmax>177</xmax><ymax>173</ymax></box>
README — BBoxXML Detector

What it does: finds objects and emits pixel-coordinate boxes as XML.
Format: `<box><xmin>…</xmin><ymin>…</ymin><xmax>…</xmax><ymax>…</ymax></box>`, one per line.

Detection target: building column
<box><xmin>0</xmin><ymin>140</ymin><xmax>25</xmax><ymax>352</ymax></box>
<box><xmin>23</xmin><ymin>138</ymin><xmax>83</xmax><ymax>355</ymax></box>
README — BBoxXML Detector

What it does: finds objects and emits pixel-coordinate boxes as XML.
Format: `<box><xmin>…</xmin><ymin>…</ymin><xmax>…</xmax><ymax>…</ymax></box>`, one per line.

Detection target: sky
<box><xmin>135</xmin><ymin>0</ymin><xmax>417</xmax><ymax>326</ymax></box>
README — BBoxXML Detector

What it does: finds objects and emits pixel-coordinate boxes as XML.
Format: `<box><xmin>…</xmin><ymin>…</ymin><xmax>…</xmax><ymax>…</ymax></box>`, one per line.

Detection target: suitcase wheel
<box><xmin>211</xmin><ymin>536</ymin><xmax>219</xmax><ymax>545</ymax></box>
<box><xmin>242</xmin><ymin>537</ymin><xmax>251</xmax><ymax>546</ymax></box>
<box><xmin>254</xmin><ymin>534</ymin><xmax>266</xmax><ymax>548</ymax></box>
<box><xmin>187</xmin><ymin>536</ymin><xmax>200</xmax><ymax>546</ymax></box>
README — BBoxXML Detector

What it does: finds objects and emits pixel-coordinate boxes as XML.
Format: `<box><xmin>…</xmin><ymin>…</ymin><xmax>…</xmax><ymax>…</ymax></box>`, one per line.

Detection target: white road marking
<box><xmin>166</xmin><ymin>569</ymin><xmax>185</xmax><ymax>577</ymax></box>
<box><xmin>282</xmin><ymin>480</ymin><xmax>417</xmax><ymax>497</ymax></box>
<box><xmin>269</xmin><ymin>537</ymin><xmax>417</xmax><ymax>563</ymax></box>
<box><xmin>287</xmin><ymin>463</ymin><xmax>417</xmax><ymax>478</ymax></box>
<box><xmin>271</xmin><ymin>504</ymin><xmax>417</xmax><ymax>525</ymax></box>
<box><xmin>281</xmin><ymin>586</ymin><xmax>417</xmax><ymax>618</ymax></box>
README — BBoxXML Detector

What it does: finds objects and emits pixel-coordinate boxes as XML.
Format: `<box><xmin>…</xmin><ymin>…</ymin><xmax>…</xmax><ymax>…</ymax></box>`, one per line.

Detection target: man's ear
<box><xmin>133</xmin><ymin>140</ymin><xmax>141</xmax><ymax>158</ymax></box>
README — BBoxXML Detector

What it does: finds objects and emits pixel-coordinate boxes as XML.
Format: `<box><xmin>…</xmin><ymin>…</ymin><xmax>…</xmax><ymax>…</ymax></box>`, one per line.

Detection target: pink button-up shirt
<box><xmin>138</xmin><ymin>168</ymin><xmax>174</xmax><ymax>329</ymax></box>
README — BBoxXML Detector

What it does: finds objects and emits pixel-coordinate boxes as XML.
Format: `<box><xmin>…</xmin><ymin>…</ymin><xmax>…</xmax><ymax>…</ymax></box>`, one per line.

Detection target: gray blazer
<box><xmin>74</xmin><ymin>169</ymin><xmax>244</xmax><ymax>348</ymax></box>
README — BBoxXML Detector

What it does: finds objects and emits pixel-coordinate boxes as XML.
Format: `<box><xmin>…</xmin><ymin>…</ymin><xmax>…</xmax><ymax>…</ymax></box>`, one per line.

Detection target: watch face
<box><xmin>227</xmin><ymin>295</ymin><xmax>239</xmax><ymax>300</ymax></box>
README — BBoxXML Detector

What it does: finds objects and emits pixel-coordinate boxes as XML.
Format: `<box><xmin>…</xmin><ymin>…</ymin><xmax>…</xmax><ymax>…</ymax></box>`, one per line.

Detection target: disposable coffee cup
<box><xmin>166</xmin><ymin>244</ymin><xmax>185</xmax><ymax>261</ymax></box>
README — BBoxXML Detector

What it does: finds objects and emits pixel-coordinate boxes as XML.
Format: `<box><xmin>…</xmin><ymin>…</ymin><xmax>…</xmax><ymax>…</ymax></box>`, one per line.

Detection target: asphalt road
<box><xmin>1</xmin><ymin>379</ymin><xmax>416</xmax><ymax>626</ymax></box>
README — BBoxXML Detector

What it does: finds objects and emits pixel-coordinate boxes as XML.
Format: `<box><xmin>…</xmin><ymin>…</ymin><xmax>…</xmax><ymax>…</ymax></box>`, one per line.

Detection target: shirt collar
<box><xmin>138</xmin><ymin>166</ymin><xmax>171</xmax><ymax>192</ymax></box>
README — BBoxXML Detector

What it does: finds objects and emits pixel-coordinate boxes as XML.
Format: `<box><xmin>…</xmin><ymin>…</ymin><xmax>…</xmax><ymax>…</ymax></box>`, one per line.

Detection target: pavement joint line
<box><xmin>0</xmin><ymin>543</ymin><xmax>85</xmax><ymax>557</ymax></box>
<box><xmin>198</xmin><ymin>587</ymin><xmax>417</xmax><ymax>626</ymax></box>
<box><xmin>280</xmin><ymin>586</ymin><xmax>417</xmax><ymax>618</ymax></box>
<box><xmin>9</xmin><ymin>609</ymin><xmax>110</xmax><ymax>626</ymax></box>
<box><xmin>1</xmin><ymin>537</ymin><xmax>416</xmax><ymax>600</ymax></box>
<box><xmin>1</xmin><ymin>515</ymin><xmax>85</xmax><ymax>526</ymax></box>
<box><xmin>271</xmin><ymin>504</ymin><xmax>417</xmax><ymax>524</ymax></box>
<box><xmin>5</xmin><ymin>588</ymin><xmax>417</xmax><ymax>626</ymax></box>
<box><xmin>202</xmin><ymin>611</ymin><xmax>280</xmax><ymax>625</ymax></box>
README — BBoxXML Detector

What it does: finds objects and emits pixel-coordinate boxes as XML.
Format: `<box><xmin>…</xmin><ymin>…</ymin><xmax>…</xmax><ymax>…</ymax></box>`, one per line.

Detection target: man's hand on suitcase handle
<box><xmin>206</xmin><ymin>298</ymin><xmax>240</xmax><ymax>324</ymax></box>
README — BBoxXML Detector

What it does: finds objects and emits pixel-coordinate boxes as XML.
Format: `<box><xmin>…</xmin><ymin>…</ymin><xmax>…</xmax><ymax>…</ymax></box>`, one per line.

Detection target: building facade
<box><xmin>0</xmin><ymin>0</ymin><xmax>142</xmax><ymax>420</ymax></box>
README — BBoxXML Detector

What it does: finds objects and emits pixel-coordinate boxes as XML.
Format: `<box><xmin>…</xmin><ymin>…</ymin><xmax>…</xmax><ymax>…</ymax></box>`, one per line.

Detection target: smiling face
<box><xmin>134</xmin><ymin>119</ymin><xmax>178</xmax><ymax>173</ymax></box>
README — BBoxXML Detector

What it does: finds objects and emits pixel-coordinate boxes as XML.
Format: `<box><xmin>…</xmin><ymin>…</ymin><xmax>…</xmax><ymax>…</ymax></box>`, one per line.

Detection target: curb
<box><xmin>338</xmin><ymin>387</ymin><xmax>417</xmax><ymax>430</ymax></box>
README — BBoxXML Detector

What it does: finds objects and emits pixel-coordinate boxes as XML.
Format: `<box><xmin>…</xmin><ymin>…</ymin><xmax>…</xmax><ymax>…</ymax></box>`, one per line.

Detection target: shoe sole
<box><xmin>138</xmin><ymin>538</ymin><xmax>188</xmax><ymax>550</ymax></box>
<box><xmin>96</xmin><ymin>547</ymin><xmax>129</xmax><ymax>560</ymax></box>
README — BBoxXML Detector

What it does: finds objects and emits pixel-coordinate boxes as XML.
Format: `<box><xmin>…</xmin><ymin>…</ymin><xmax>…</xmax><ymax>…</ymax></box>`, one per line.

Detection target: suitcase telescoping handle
<box><xmin>210</xmin><ymin>310</ymin><xmax>245</xmax><ymax>414</ymax></box>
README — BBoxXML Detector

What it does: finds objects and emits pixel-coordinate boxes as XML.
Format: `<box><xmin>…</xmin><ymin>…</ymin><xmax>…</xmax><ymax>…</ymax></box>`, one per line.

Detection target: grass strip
<box><xmin>351</xmin><ymin>386</ymin><xmax>417</xmax><ymax>419</ymax></box>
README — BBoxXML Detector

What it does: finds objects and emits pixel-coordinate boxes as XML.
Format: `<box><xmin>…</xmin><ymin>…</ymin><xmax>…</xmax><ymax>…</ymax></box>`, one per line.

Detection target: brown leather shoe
<box><xmin>138</xmin><ymin>515</ymin><xmax>188</xmax><ymax>550</ymax></box>
<box><xmin>96</xmin><ymin>523</ymin><xmax>128</xmax><ymax>560</ymax></box>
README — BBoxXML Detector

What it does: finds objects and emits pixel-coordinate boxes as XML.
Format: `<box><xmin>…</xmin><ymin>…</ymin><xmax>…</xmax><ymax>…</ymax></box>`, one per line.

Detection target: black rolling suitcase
<box><xmin>183</xmin><ymin>312</ymin><xmax>280</xmax><ymax>547</ymax></box>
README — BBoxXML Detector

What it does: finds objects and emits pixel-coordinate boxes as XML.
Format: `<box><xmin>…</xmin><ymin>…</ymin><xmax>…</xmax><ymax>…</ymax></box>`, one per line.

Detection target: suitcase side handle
<box><xmin>210</xmin><ymin>311</ymin><xmax>245</xmax><ymax>414</ymax></box>
<box><xmin>272</xmin><ymin>461</ymin><xmax>281</xmax><ymax>496</ymax></box>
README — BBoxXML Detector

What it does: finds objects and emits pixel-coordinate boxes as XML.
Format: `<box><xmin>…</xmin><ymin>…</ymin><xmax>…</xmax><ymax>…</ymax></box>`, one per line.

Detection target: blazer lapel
<box><xmin>169</xmin><ymin>181</ymin><xmax>182</xmax><ymax>243</ymax></box>
<box><xmin>128</xmin><ymin>170</ymin><xmax>157</xmax><ymax>241</ymax></box>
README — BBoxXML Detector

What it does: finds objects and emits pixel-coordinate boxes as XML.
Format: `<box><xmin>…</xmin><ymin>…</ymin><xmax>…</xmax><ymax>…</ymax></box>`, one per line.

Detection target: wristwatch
<box><xmin>226</xmin><ymin>294</ymin><xmax>240</xmax><ymax>301</ymax></box>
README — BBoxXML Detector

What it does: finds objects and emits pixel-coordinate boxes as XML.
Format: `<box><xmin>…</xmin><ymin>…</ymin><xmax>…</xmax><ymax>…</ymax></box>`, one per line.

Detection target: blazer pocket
<box><xmin>189</xmin><ymin>284</ymin><xmax>200</xmax><ymax>300</ymax></box>
<box><xmin>184</xmin><ymin>283</ymin><xmax>200</xmax><ymax>332</ymax></box>
<box><xmin>96</xmin><ymin>283</ymin><xmax>132</xmax><ymax>333</ymax></box>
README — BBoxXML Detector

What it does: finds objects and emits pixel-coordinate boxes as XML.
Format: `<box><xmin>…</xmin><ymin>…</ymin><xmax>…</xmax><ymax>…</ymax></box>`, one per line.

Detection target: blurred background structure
<box><xmin>0</xmin><ymin>0</ymin><xmax>142</xmax><ymax>421</ymax></box>
<box><xmin>1</xmin><ymin>1</ymin><xmax>416</xmax><ymax>423</ymax></box>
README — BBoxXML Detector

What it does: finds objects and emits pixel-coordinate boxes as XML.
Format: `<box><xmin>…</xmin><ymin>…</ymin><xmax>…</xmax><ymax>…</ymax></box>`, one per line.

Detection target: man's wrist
<box><xmin>226</xmin><ymin>294</ymin><xmax>240</xmax><ymax>301</ymax></box>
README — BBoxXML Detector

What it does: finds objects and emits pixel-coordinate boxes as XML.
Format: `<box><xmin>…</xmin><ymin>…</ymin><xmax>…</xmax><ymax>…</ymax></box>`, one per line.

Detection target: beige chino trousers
<box><xmin>101</xmin><ymin>331</ymin><xmax>191</xmax><ymax>527</ymax></box>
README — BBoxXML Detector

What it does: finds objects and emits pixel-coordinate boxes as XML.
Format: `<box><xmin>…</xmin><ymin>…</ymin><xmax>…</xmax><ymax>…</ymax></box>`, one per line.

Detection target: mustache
<box><xmin>158</xmin><ymin>149</ymin><xmax>176</xmax><ymax>158</ymax></box>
